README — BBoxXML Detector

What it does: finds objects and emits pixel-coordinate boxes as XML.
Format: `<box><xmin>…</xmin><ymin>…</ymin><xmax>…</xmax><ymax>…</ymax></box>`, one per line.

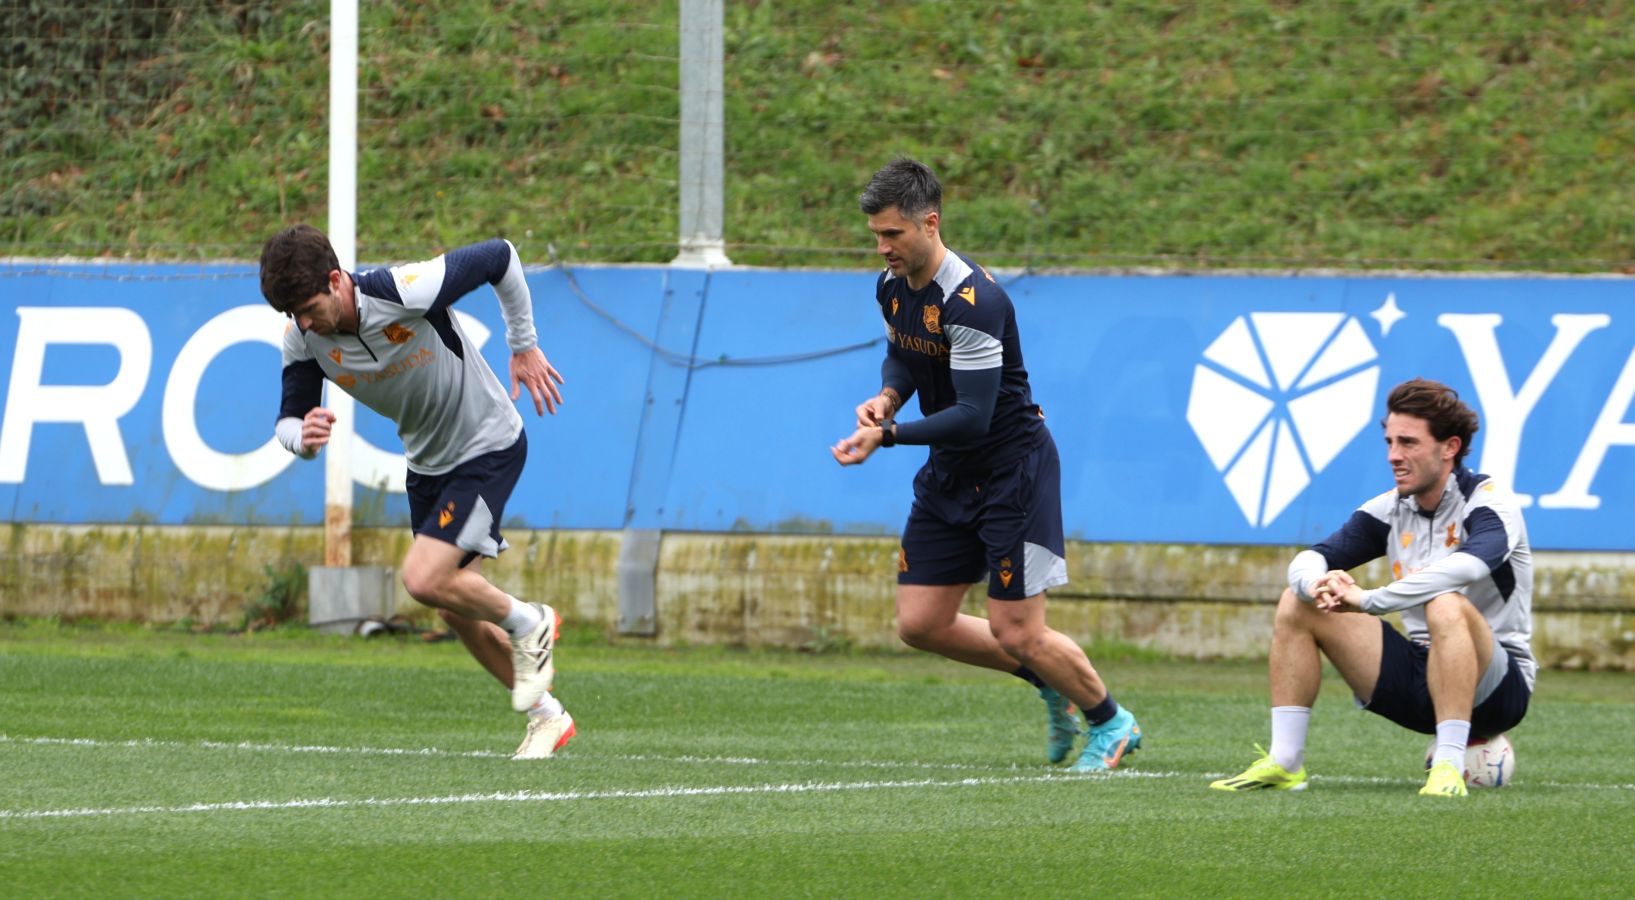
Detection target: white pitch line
<box><xmin>0</xmin><ymin>773</ymin><xmax>1085</xmax><ymax>821</ymax></box>
<box><xmin>0</xmin><ymin>733</ymin><xmax>1034</xmax><ymax>773</ymax></box>
<box><xmin>2</xmin><ymin>734</ymin><xmax>507</xmax><ymax>760</ymax></box>
<box><xmin>2</xmin><ymin>733</ymin><xmax>1631</xmax><ymax>807</ymax></box>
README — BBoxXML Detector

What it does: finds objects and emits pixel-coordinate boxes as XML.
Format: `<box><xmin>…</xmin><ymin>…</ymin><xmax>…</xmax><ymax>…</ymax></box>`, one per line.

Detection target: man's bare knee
<box><xmin>988</xmin><ymin>618</ymin><xmax>1042</xmax><ymax>663</ymax></box>
<box><xmin>1273</xmin><ymin>587</ymin><xmax>1318</xmax><ymax>632</ymax></box>
<box><xmin>1423</xmin><ymin>591</ymin><xmax>1472</xmax><ymax>632</ymax></box>
<box><xmin>896</xmin><ymin>619</ymin><xmax>933</xmax><ymax>649</ymax></box>
<box><xmin>896</xmin><ymin>607</ymin><xmax>948</xmax><ymax>649</ymax></box>
<box><xmin>400</xmin><ymin>563</ymin><xmax>449</xmax><ymax>605</ymax></box>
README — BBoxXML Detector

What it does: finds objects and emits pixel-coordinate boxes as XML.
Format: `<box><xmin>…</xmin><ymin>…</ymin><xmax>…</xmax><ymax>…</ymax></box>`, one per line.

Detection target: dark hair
<box><xmin>259</xmin><ymin>224</ymin><xmax>339</xmax><ymax>313</ymax></box>
<box><xmin>859</xmin><ymin>157</ymin><xmax>942</xmax><ymax>219</ymax></box>
<box><xmin>1384</xmin><ymin>378</ymin><xmax>1480</xmax><ymax>466</ymax></box>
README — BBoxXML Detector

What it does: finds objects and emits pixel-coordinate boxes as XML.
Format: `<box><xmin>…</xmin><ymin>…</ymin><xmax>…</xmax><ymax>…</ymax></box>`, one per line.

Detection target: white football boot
<box><xmin>513</xmin><ymin>711</ymin><xmax>576</xmax><ymax>760</ymax></box>
<box><xmin>509</xmin><ymin>603</ymin><xmax>560</xmax><ymax>712</ymax></box>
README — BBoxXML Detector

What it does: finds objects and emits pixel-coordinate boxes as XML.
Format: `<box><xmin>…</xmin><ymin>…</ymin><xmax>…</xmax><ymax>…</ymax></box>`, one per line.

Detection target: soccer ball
<box><xmin>1424</xmin><ymin>733</ymin><xmax>1515</xmax><ymax>788</ymax></box>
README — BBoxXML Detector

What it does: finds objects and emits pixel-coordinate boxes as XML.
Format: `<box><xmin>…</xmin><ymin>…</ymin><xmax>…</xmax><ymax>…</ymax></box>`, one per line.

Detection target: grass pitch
<box><xmin>2</xmin><ymin>622</ymin><xmax>1631</xmax><ymax>898</ymax></box>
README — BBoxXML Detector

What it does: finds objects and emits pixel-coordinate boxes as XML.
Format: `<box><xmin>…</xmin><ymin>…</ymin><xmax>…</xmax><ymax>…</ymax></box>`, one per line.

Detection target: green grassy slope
<box><xmin>4</xmin><ymin>1</ymin><xmax>1632</xmax><ymax>270</ymax></box>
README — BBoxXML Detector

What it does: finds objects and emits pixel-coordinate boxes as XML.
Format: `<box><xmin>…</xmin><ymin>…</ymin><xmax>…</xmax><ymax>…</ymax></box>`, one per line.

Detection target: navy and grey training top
<box><xmin>875</xmin><ymin>249</ymin><xmax>1044</xmax><ymax>473</ymax></box>
<box><xmin>276</xmin><ymin>239</ymin><xmax>536</xmax><ymax>475</ymax></box>
<box><xmin>1288</xmin><ymin>467</ymin><xmax>1537</xmax><ymax>690</ymax></box>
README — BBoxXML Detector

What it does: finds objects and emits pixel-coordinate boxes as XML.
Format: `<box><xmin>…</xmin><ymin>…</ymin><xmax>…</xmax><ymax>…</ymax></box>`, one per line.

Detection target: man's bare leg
<box><xmin>1422</xmin><ymin>591</ymin><xmax>1496</xmax><ymax>776</ymax></box>
<box><xmin>1423</xmin><ymin>592</ymin><xmax>1494</xmax><ymax>723</ymax></box>
<box><xmin>440</xmin><ymin>612</ymin><xmax>514</xmax><ymax>687</ymax></box>
<box><xmin>1249</xmin><ymin>587</ymin><xmax>1386</xmax><ymax>776</ymax></box>
<box><xmin>436</xmin><ymin>559</ymin><xmax>515</xmax><ymax>688</ymax></box>
<box><xmin>400</xmin><ymin>537</ymin><xmax>554</xmax><ymax>712</ymax></box>
<box><xmin>987</xmin><ymin>593</ymin><xmax>1142</xmax><ymax>770</ymax></box>
<box><xmin>895</xmin><ymin>583</ymin><xmax>1020</xmax><ymax>672</ymax></box>
<box><xmin>1269</xmin><ymin>587</ymin><xmax>1385</xmax><ymax>708</ymax></box>
<box><xmin>986</xmin><ymin>594</ymin><xmax>1107</xmax><ymax>710</ymax></box>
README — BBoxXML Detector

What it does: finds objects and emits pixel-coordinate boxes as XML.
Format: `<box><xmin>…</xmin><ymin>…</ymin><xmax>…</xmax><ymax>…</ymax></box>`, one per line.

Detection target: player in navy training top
<box><xmin>831</xmin><ymin>159</ymin><xmax>1143</xmax><ymax>772</ymax></box>
<box><xmin>1211</xmin><ymin>379</ymin><xmax>1534</xmax><ymax>797</ymax></box>
<box><xmin>260</xmin><ymin>224</ymin><xmax>574</xmax><ymax>760</ymax></box>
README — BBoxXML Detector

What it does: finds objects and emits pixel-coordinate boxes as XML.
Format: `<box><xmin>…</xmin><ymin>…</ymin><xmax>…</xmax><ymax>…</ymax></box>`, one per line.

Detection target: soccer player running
<box><xmin>831</xmin><ymin>158</ymin><xmax>1143</xmax><ymax>772</ymax></box>
<box><xmin>1211</xmin><ymin>379</ymin><xmax>1534</xmax><ymax>797</ymax></box>
<box><xmin>260</xmin><ymin>224</ymin><xmax>574</xmax><ymax>760</ymax></box>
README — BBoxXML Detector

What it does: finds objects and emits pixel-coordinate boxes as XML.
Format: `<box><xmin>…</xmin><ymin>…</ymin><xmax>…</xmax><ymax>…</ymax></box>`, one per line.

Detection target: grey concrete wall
<box><xmin>2</xmin><ymin>524</ymin><xmax>1631</xmax><ymax>669</ymax></box>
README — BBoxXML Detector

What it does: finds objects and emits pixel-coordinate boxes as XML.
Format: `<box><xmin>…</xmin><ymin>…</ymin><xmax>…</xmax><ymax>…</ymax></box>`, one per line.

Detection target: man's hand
<box><xmin>302</xmin><ymin>408</ymin><xmax>337</xmax><ymax>455</ymax></box>
<box><xmin>511</xmin><ymin>347</ymin><xmax>565</xmax><ymax>415</ymax></box>
<box><xmin>831</xmin><ymin>425</ymin><xmax>886</xmax><ymax>466</ymax></box>
<box><xmin>855</xmin><ymin>389</ymin><xmax>900</xmax><ymax>428</ymax></box>
<box><xmin>1314</xmin><ymin>569</ymin><xmax>1365</xmax><ymax>613</ymax></box>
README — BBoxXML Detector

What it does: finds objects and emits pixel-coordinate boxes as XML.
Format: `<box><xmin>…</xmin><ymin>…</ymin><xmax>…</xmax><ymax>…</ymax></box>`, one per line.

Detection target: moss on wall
<box><xmin>2</xmin><ymin>525</ymin><xmax>1630</xmax><ymax>669</ymax></box>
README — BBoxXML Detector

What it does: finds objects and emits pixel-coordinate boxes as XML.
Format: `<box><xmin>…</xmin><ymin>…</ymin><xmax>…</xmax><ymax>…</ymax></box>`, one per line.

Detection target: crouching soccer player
<box><xmin>1211</xmin><ymin>379</ymin><xmax>1534</xmax><ymax>797</ymax></box>
<box><xmin>260</xmin><ymin>224</ymin><xmax>574</xmax><ymax>759</ymax></box>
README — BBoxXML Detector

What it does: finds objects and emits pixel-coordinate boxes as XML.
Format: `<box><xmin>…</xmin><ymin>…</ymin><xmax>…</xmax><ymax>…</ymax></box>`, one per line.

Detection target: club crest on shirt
<box><xmin>923</xmin><ymin>304</ymin><xmax>941</xmax><ymax>334</ymax></box>
<box><xmin>383</xmin><ymin>322</ymin><xmax>415</xmax><ymax>344</ymax></box>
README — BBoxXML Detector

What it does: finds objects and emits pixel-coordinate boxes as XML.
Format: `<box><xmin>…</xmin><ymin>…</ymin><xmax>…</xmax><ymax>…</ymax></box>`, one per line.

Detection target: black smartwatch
<box><xmin>879</xmin><ymin>423</ymin><xmax>896</xmax><ymax>447</ymax></box>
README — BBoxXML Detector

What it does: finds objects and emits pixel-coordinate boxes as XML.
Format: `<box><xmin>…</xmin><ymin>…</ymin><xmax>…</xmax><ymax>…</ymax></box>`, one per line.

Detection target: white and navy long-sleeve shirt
<box><xmin>276</xmin><ymin>239</ymin><xmax>536</xmax><ymax>475</ymax></box>
<box><xmin>1288</xmin><ymin>467</ymin><xmax>1536</xmax><ymax>690</ymax></box>
<box><xmin>876</xmin><ymin>249</ymin><xmax>1044</xmax><ymax>472</ymax></box>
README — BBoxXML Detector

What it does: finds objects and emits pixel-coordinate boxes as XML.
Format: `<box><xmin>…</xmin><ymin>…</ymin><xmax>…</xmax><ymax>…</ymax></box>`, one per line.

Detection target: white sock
<box><xmin>1269</xmin><ymin>706</ymin><xmax>1311</xmax><ymax>772</ymax></box>
<box><xmin>1432</xmin><ymin>719</ymin><xmax>1471</xmax><ymax>769</ymax></box>
<box><xmin>529</xmin><ymin>693</ymin><xmax>564</xmax><ymax>719</ymax></box>
<box><xmin>497</xmin><ymin>596</ymin><xmax>543</xmax><ymax>637</ymax></box>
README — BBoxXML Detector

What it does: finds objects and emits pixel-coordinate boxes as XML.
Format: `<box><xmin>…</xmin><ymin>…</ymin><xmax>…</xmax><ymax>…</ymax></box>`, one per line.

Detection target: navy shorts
<box><xmin>1362</xmin><ymin>619</ymin><xmax>1531</xmax><ymax>736</ymax></box>
<box><xmin>405</xmin><ymin>431</ymin><xmax>527</xmax><ymax>568</ymax></box>
<box><xmin>897</xmin><ymin>430</ymin><xmax>1068</xmax><ymax>601</ymax></box>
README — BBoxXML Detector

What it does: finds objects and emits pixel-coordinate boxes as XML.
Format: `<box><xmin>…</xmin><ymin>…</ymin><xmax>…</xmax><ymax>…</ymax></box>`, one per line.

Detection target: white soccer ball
<box><xmin>1424</xmin><ymin>733</ymin><xmax>1516</xmax><ymax>788</ymax></box>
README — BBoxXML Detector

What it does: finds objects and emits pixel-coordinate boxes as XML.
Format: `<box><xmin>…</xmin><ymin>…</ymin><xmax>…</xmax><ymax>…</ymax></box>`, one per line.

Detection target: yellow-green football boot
<box><xmin>1210</xmin><ymin>745</ymin><xmax>1308</xmax><ymax>792</ymax></box>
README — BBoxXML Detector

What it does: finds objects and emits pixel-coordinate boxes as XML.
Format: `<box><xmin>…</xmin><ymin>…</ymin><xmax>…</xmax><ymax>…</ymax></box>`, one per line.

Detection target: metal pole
<box><xmin>325</xmin><ymin>0</ymin><xmax>357</xmax><ymax>566</ymax></box>
<box><xmin>672</xmin><ymin>0</ymin><xmax>730</xmax><ymax>268</ymax></box>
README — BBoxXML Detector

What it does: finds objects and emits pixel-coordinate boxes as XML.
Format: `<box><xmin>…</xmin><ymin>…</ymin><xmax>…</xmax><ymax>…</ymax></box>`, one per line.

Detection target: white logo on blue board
<box><xmin>1186</xmin><ymin>311</ymin><xmax>1383</xmax><ymax>526</ymax></box>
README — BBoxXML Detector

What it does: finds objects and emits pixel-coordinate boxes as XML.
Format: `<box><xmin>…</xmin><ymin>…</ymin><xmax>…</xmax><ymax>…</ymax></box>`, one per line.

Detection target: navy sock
<box><xmin>1084</xmin><ymin>695</ymin><xmax>1120</xmax><ymax>727</ymax></box>
<box><xmin>1013</xmin><ymin>666</ymin><xmax>1047</xmax><ymax>690</ymax></box>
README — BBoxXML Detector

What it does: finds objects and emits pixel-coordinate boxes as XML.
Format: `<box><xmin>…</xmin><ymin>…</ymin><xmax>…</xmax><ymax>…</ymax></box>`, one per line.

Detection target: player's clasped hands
<box><xmin>1312</xmin><ymin>569</ymin><xmax>1362</xmax><ymax>613</ymax></box>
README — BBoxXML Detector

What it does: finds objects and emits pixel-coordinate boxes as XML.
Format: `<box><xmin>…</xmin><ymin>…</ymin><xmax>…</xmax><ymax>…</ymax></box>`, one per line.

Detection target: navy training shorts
<box><xmin>1362</xmin><ymin>619</ymin><xmax>1531</xmax><ymax>737</ymax></box>
<box><xmin>897</xmin><ymin>430</ymin><xmax>1068</xmax><ymax>601</ymax></box>
<box><xmin>405</xmin><ymin>431</ymin><xmax>527</xmax><ymax>568</ymax></box>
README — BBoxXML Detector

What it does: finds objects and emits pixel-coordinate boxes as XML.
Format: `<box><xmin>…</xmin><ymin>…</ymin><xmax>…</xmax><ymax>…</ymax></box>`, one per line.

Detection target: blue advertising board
<box><xmin>1</xmin><ymin>261</ymin><xmax>1630</xmax><ymax>549</ymax></box>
